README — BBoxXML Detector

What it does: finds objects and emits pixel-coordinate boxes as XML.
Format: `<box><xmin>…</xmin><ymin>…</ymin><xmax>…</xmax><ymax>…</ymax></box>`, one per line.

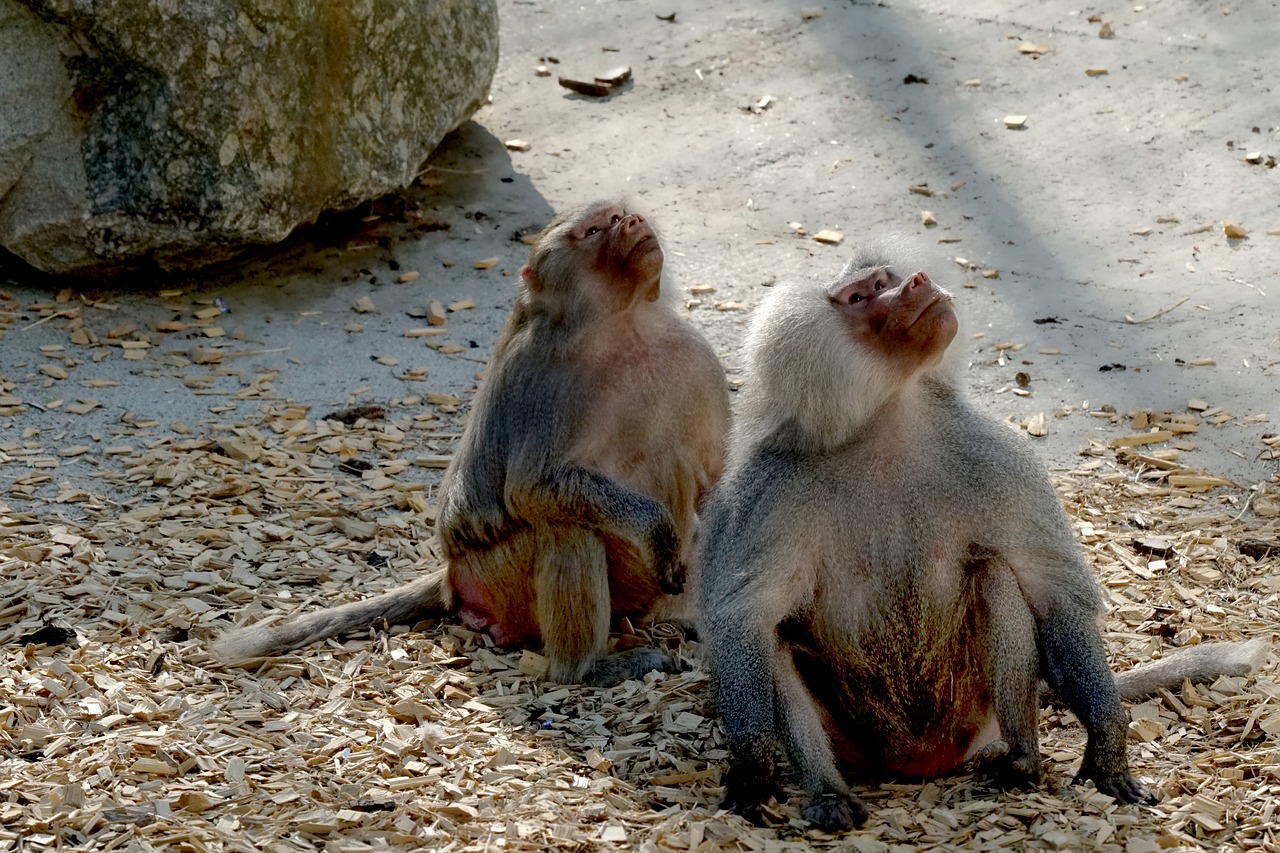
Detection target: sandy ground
<box><xmin>2</xmin><ymin>0</ymin><xmax>1279</xmax><ymax>850</ymax></box>
<box><xmin>2</xmin><ymin>0</ymin><xmax>1278</xmax><ymax>490</ymax></box>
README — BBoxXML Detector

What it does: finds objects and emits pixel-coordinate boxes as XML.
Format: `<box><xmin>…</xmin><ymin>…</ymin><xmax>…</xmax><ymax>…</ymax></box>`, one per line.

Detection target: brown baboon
<box><xmin>215</xmin><ymin>201</ymin><xmax>730</xmax><ymax>686</ymax></box>
<box><xmin>697</xmin><ymin>238</ymin><xmax>1267</xmax><ymax>830</ymax></box>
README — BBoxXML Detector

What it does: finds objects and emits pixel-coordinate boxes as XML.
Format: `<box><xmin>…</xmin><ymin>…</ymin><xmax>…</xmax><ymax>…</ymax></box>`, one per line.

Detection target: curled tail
<box><xmin>1113</xmin><ymin>638</ymin><xmax>1269</xmax><ymax>702</ymax></box>
<box><xmin>211</xmin><ymin>567</ymin><xmax>454</xmax><ymax>664</ymax></box>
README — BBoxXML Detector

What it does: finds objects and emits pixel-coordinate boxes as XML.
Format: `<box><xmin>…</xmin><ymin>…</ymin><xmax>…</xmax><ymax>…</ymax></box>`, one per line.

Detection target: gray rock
<box><xmin>0</xmin><ymin>0</ymin><xmax>498</xmax><ymax>275</ymax></box>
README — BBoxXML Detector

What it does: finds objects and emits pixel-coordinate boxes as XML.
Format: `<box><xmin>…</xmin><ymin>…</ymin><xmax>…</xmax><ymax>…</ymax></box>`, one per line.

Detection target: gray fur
<box><xmin>1113</xmin><ymin>637</ymin><xmax>1269</xmax><ymax>702</ymax></box>
<box><xmin>698</xmin><ymin>250</ymin><xmax>1265</xmax><ymax>831</ymax></box>
<box><xmin>211</xmin><ymin>569</ymin><xmax>452</xmax><ymax>663</ymax></box>
<box><xmin>729</xmin><ymin>237</ymin><xmax>957</xmax><ymax>470</ymax></box>
<box><xmin>213</xmin><ymin>201</ymin><xmax>728</xmax><ymax>687</ymax></box>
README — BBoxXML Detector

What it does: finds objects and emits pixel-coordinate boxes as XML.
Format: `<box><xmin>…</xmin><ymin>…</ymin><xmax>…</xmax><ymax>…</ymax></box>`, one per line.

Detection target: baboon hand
<box><xmin>1077</xmin><ymin>765</ymin><xmax>1157</xmax><ymax>805</ymax></box>
<box><xmin>969</xmin><ymin>740</ymin><xmax>1042</xmax><ymax>791</ymax></box>
<box><xmin>721</xmin><ymin>766</ymin><xmax>781</xmax><ymax>825</ymax></box>
<box><xmin>803</xmin><ymin>790</ymin><xmax>870</xmax><ymax>832</ymax></box>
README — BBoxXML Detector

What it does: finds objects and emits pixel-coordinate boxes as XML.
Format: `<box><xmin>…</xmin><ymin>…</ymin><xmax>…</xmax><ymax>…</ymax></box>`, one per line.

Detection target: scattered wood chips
<box><xmin>2</xmin><ymin>388</ymin><xmax>1278</xmax><ymax>851</ymax></box>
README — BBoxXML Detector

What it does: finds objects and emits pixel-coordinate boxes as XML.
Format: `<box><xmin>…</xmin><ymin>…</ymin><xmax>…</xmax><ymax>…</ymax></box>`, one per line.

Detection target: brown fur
<box><xmin>214</xmin><ymin>201</ymin><xmax>729</xmax><ymax>686</ymax></box>
<box><xmin>697</xmin><ymin>241</ymin><xmax>1266</xmax><ymax>830</ymax></box>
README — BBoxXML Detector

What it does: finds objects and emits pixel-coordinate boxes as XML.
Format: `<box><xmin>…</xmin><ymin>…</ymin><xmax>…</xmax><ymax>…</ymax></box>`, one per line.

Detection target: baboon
<box><xmin>215</xmin><ymin>201</ymin><xmax>730</xmax><ymax>686</ymax></box>
<box><xmin>697</xmin><ymin>238</ymin><xmax>1267</xmax><ymax>830</ymax></box>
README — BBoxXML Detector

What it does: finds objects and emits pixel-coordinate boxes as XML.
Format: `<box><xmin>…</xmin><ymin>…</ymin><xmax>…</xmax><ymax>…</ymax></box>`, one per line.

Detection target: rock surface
<box><xmin>0</xmin><ymin>0</ymin><xmax>498</xmax><ymax>275</ymax></box>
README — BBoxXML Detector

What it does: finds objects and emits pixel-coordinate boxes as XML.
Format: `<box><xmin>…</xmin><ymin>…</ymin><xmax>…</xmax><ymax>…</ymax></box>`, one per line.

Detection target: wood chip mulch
<box><xmin>2</xmin><ymin>398</ymin><xmax>1279</xmax><ymax>851</ymax></box>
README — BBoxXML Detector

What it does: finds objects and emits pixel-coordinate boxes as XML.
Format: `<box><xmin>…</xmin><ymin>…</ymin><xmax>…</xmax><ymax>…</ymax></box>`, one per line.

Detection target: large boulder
<box><xmin>0</xmin><ymin>0</ymin><xmax>498</xmax><ymax>275</ymax></box>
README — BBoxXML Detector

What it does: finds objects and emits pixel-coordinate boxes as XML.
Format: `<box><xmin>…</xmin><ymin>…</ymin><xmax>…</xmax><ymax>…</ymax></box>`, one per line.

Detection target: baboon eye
<box><xmin>586</xmin><ymin>226</ymin><xmax>601</xmax><ymax>236</ymax></box>
<box><xmin>874</xmin><ymin>280</ymin><xmax>886</xmax><ymax>291</ymax></box>
<box><xmin>849</xmin><ymin>293</ymin><xmax>865</xmax><ymax>304</ymax></box>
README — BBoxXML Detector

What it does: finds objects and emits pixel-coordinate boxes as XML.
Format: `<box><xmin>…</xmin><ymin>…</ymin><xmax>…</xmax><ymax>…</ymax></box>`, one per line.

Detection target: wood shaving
<box><xmin>1</xmin><ymin>385</ymin><xmax>1276</xmax><ymax>850</ymax></box>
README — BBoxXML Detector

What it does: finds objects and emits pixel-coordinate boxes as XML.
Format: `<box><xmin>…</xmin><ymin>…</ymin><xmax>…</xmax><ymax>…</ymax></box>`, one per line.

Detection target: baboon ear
<box><xmin>521</xmin><ymin>265</ymin><xmax>542</xmax><ymax>293</ymax></box>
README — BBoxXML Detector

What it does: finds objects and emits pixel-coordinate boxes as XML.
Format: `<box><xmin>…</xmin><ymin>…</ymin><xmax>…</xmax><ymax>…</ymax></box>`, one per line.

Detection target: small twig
<box><xmin>20</xmin><ymin>310</ymin><xmax>76</xmax><ymax>331</ymax></box>
<box><xmin>1125</xmin><ymin>297</ymin><xmax>1190</xmax><ymax>324</ymax></box>
<box><xmin>190</xmin><ymin>391</ymin><xmax>284</xmax><ymax>399</ymax></box>
<box><xmin>416</xmin><ymin>164</ymin><xmax>489</xmax><ymax>178</ymax></box>
<box><xmin>1235</xmin><ymin>484</ymin><xmax>1263</xmax><ymax>521</ymax></box>
<box><xmin>1219</xmin><ymin>270</ymin><xmax>1266</xmax><ymax>297</ymax></box>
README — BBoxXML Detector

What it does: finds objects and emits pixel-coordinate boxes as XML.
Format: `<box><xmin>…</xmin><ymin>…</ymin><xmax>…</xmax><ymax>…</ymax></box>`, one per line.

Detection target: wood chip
<box><xmin>558</xmin><ymin>77</ymin><xmax>613</xmax><ymax>97</ymax></box>
<box><xmin>812</xmin><ymin>229</ymin><xmax>844</xmax><ymax>245</ymax></box>
<box><xmin>0</xmin><ymin>315</ymin><xmax>1274</xmax><ymax>853</ymax></box>
<box><xmin>1110</xmin><ymin>430</ymin><xmax>1175</xmax><ymax>448</ymax></box>
<box><xmin>428</xmin><ymin>301</ymin><xmax>447</xmax><ymax>326</ymax></box>
<box><xmin>594</xmin><ymin>66</ymin><xmax>632</xmax><ymax>86</ymax></box>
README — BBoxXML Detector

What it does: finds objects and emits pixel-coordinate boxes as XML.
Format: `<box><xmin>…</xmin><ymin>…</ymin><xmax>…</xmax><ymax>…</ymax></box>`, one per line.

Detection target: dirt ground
<box><xmin>2</xmin><ymin>0</ymin><xmax>1279</xmax><ymax>850</ymax></box>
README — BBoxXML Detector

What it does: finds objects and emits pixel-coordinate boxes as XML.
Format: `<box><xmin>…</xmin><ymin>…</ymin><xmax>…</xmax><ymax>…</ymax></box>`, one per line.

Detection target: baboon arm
<box><xmin>506</xmin><ymin>465</ymin><xmax>666</xmax><ymax>529</ymax></box>
<box><xmin>1035</xmin><ymin>604</ymin><xmax>1150</xmax><ymax>801</ymax></box>
<box><xmin>774</xmin><ymin>649</ymin><xmax>846</xmax><ymax>797</ymax></box>
<box><xmin>774</xmin><ymin>648</ymin><xmax>869</xmax><ymax>831</ymax></box>
<box><xmin>506</xmin><ymin>465</ymin><xmax>682</xmax><ymax>588</ymax></box>
<box><xmin>703</xmin><ymin>541</ymin><xmax>819</xmax><ymax>812</ymax></box>
<box><xmin>999</xmin><ymin>541</ymin><xmax>1147</xmax><ymax>799</ymax></box>
<box><xmin>710</xmin><ymin>616</ymin><xmax>781</xmax><ymax>812</ymax></box>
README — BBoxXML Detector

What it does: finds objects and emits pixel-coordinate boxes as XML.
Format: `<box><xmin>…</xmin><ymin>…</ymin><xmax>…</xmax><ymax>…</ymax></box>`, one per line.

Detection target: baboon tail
<box><xmin>211</xmin><ymin>567</ymin><xmax>454</xmax><ymax>664</ymax></box>
<box><xmin>1113</xmin><ymin>638</ymin><xmax>1269</xmax><ymax>702</ymax></box>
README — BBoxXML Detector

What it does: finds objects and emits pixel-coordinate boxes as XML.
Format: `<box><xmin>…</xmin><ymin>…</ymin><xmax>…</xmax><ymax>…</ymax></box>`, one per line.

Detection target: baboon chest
<box><xmin>790</xmin><ymin>553</ymin><xmax>994</xmax><ymax>772</ymax></box>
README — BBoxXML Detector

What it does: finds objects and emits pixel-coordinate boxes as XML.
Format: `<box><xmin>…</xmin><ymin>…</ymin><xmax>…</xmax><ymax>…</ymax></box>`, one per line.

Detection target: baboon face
<box><xmin>525</xmin><ymin>203</ymin><xmax>664</xmax><ymax>312</ymax></box>
<box><xmin>827</xmin><ymin>266</ymin><xmax>957</xmax><ymax>373</ymax></box>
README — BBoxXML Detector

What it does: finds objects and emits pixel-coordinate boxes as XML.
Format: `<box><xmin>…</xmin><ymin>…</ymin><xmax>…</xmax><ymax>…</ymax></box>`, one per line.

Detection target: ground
<box><xmin>1</xmin><ymin>0</ymin><xmax>1278</xmax><ymax>850</ymax></box>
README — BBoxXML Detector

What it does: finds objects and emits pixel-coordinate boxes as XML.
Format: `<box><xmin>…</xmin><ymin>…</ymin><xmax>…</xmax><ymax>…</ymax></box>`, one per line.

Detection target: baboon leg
<box><xmin>978</xmin><ymin>563</ymin><xmax>1042</xmax><ymax>788</ymax></box>
<box><xmin>705</xmin><ymin>604</ymin><xmax>788</xmax><ymax>823</ymax></box>
<box><xmin>536</xmin><ymin>527</ymin><xmax>610</xmax><ymax>683</ymax></box>
<box><xmin>535</xmin><ymin>527</ymin><xmax>675</xmax><ymax>686</ymax></box>
<box><xmin>775</xmin><ymin>649</ymin><xmax>868</xmax><ymax>831</ymax></box>
<box><xmin>1037</xmin><ymin>603</ymin><xmax>1156</xmax><ymax>804</ymax></box>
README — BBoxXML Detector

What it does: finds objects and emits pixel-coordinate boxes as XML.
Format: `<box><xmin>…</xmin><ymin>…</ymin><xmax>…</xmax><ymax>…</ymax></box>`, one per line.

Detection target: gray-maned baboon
<box><xmin>214</xmin><ymin>201</ymin><xmax>730</xmax><ymax>686</ymax></box>
<box><xmin>697</xmin><ymin>238</ymin><xmax>1268</xmax><ymax>830</ymax></box>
